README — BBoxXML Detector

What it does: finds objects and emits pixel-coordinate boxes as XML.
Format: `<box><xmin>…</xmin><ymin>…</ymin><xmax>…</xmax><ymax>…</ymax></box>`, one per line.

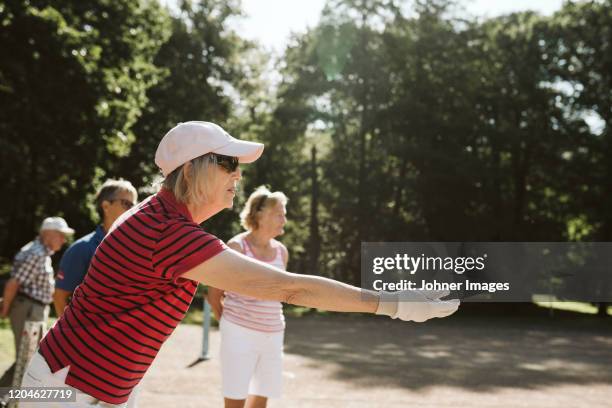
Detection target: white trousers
<box><xmin>220</xmin><ymin>318</ymin><xmax>284</xmax><ymax>399</ymax></box>
<box><xmin>19</xmin><ymin>351</ymin><xmax>139</xmax><ymax>407</ymax></box>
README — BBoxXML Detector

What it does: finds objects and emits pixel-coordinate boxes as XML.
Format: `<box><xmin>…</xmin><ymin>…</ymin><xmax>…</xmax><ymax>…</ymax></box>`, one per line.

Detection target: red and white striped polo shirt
<box><xmin>39</xmin><ymin>188</ymin><xmax>226</xmax><ymax>404</ymax></box>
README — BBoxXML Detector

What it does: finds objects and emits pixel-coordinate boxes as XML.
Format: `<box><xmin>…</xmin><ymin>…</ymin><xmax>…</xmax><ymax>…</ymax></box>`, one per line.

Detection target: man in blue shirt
<box><xmin>53</xmin><ymin>179</ymin><xmax>137</xmax><ymax>316</ymax></box>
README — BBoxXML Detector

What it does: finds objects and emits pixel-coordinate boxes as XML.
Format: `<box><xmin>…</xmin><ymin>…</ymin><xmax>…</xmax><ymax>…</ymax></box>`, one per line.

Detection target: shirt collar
<box><xmin>157</xmin><ymin>188</ymin><xmax>194</xmax><ymax>222</ymax></box>
<box><xmin>94</xmin><ymin>225</ymin><xmax>106</xmax><ymax>241</ymax></box>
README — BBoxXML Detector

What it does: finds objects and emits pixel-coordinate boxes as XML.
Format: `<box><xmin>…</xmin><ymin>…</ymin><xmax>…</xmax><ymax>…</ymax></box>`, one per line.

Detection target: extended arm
<box><xmin>182</xmin><ymin>248</ymin><xmax>459</xmax><ymax>322</ymax></box>
<box><xmin>183</xmin><ymin>248</ymin><xmax>379</xmax><ymax>313</ymax></box>
<box><xmin>205</xmin><ymin>241</ymin><xmax>246</xmax><ymax>321</ymax></box>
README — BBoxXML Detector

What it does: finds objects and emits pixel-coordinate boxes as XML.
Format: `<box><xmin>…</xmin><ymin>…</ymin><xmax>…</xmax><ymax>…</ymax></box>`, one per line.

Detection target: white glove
<box><xmin>375</xmin><ymin>289</ymin><xmax>460</xmax><ymax>322</ymax></box>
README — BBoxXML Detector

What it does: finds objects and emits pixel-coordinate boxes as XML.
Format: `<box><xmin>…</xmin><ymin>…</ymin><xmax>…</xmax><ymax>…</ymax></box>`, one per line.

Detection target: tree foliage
<box><xmin>0</xmin><ymin>0</ymin><xmax>170</xmax><ymax>256</ymax></box>
<box><xmin>1</xmin><ymin>0</ymin><xmax>611</xmax><ymax>290</ymax></box>
<box><xmin>267</xmin><ymin>0</ymin><xmax>609</xmax><ymax>282</ymax></box>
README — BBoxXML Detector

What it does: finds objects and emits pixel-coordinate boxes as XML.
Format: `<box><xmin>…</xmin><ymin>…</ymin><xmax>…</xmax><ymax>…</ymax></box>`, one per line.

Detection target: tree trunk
<box><xmin>597</xmin><ymin>302</ymin><xmax>609</xmax><ymax>317</ymax></box>
<box><xmin>308</xmin><ymin>145</ymin><xmax>321</xmax><ymax>275</ymax></box>
<box><xmin>393</xmin><ymin>155</ymin><xmax>408</xmax><ymax>217</ymax></box>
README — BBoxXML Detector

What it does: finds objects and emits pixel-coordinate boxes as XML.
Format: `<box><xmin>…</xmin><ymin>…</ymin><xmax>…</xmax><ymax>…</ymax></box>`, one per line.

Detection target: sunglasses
<box><xmin>211</xmin><ymin>154</ymin><xmax>239</xmax><ymax>173</ymax></box>
<box><xmin>111</xmin><ymin>198</ymin><xmax>135</xmax><ymax>210</ymax></box>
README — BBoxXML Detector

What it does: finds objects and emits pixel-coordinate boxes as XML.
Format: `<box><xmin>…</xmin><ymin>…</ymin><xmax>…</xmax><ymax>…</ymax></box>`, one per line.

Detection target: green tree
<box><xmin>271</xmin><ymin>0</ymin><xmax>596</xmax><ymax>284</ymax></box>
<box><xmin>116</xmin><ymin>0</ymin><xmax>243</xmax><ymax>185</ymax></box>
<box><xmin>0</xmin><ymin>0</ymin><xmax>169</xmax><ymax>258</ymax></box>
<box><xmin>546</xmin><ymin>0</ymin><xmax>612</xmax><ymax>315</ymax></box>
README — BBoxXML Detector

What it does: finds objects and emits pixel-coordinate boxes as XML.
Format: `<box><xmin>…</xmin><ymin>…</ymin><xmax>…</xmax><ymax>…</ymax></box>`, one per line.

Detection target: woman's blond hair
<box><xmin>240</xmin><ymin>186</ymin><xmax>288</xmax><ymax>231</ymax></box>
<box><xmin>161</xmin><ymin>154</ymin><xmax>218</xmax><ymax>205</ymax></box>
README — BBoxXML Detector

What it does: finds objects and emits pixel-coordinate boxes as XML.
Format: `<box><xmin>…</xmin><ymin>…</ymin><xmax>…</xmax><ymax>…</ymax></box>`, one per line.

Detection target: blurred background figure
<box><xmin>53</xmin><ymin>179</ymin><xmax>138</xmax><ymax>317</ymax></box>
<box><xmin>209</xmin><ymin>186</ymin><xmax>289</xmax><ymax>408</ymax></box>
<box><xmin>0</xmin><ymin>217</ymin><xmax>74</xmax><ymax>388</ymax></box>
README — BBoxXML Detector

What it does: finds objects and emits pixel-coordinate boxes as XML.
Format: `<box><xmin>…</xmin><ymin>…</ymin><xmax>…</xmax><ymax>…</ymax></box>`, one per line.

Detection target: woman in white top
<box><xmin>209</xmin><ymin>186</ymin><xmax>289</xmax><ymax>408</ymax></box>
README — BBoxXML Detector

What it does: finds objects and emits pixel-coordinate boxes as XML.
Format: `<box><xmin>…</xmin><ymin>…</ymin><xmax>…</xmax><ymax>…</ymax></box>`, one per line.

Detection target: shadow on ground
<box><xmin>283</xmin><ymin>304</ymin><xmax>612</xmax><ymax>393</ymax></box>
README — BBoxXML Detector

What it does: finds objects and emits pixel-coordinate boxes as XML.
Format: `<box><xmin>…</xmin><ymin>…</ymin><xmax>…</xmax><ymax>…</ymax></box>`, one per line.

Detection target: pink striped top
<box><xmin>222</xmin><ymin>234</ymin><xmax>285</xmax><ymax>332</ymax></box>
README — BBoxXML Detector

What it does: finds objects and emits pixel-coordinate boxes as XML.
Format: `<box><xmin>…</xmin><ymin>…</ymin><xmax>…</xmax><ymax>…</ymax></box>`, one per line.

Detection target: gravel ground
<box><xmin>138</xmin><ymin>310</ymin><xmax>612</xmax><ymax>408</ymax></box>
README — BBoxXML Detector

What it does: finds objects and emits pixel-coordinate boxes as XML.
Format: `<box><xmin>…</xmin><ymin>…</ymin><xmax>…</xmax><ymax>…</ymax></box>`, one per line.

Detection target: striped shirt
<box><xmin>11</xmin><ymin>237</ymin><xmax>54</xmax><ymax>304</ymax></box>
<box><xmin>222</xmin><ymin>234</ymin><xmax>285</xmax><ymax>332</ymax></box>
<box><xmin>38</xmin><ymin>188</ymin><xmax>226</xmax><ymax>404</ymax></box>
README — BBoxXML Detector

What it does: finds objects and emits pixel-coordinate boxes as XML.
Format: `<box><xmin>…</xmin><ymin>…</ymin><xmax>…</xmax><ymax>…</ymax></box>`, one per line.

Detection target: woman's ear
<box><xmin>252</xmin><ymin>210</ymin><xmax>262</xmax><ymax>230</ymax></box>
<box><xmin>101</xmin><ymin>200</ymin><xmax>111</xmax><ymax>215</ymax></box>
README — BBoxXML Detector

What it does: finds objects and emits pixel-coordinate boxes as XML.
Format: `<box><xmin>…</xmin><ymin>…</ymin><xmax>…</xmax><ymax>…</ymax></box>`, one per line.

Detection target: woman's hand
<box><xmin>207</xmin><ymin>287</ymin><xmax>224</xmax><ymax>321</ymax></box>
<box><xmin>376</xmin><ymin>289</ymin><xmax>460</xmax><ymax>322</ymax></box>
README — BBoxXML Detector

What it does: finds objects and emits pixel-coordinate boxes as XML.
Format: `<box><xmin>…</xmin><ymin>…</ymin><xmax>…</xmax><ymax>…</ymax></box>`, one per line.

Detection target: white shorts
<box><xmin>220</xmin><ymin>317</ymin><xmax>284</xmax><ymax>399</ymax></box>
<box><xmin>19</xmin><ymin>351</ymin><xmax>139</xmax><ymax>407</ymax></box>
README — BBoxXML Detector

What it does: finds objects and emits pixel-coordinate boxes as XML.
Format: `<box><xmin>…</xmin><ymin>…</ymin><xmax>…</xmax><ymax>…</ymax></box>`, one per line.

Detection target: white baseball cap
<box><xmin>155</xmin><ymin>121</ymin><xmax>264</xmax><ymax>177</ymax></box>
<box><xmin>40</xmin><ymin>217</ymin><xmax>75</xmax><ymax>235</ymax></box>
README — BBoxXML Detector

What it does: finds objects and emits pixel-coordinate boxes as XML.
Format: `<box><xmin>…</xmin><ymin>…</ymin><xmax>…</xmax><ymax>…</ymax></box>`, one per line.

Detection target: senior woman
<box><xmin>208</xmin><ymin>186</ymin><xmax>290</xmax><ymax>408</ymax></box>
<box><xmin>20</xmin><ymin>121</ymin><xmax>459</xmax><ymax>407</ymax></box>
